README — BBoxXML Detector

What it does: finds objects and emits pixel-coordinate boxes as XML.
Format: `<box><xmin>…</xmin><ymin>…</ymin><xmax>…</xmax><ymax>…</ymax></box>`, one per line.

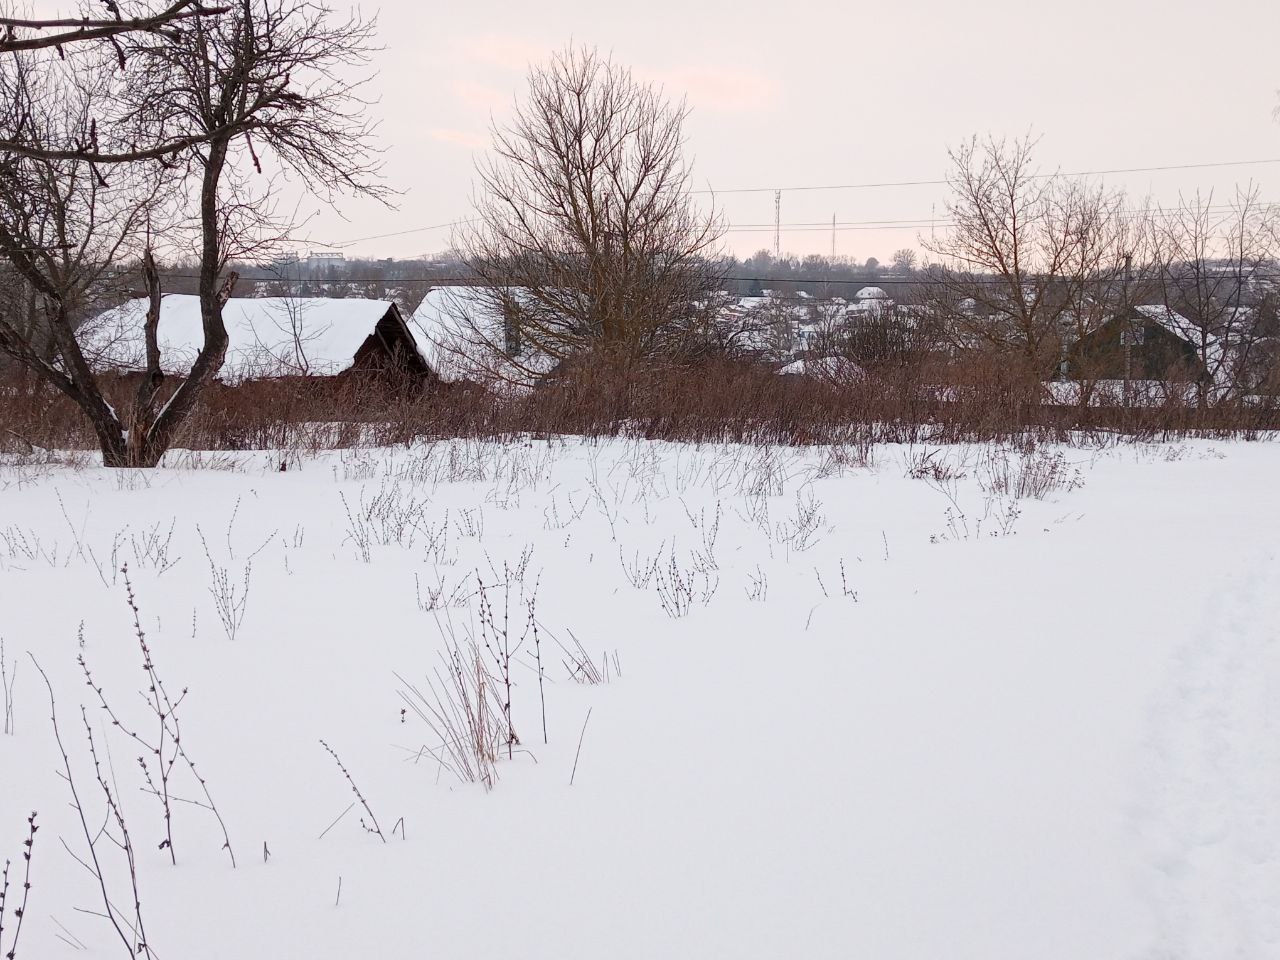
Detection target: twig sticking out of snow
<box><xmin>30</xmin><ymin>655</ymin><xmax>156</xmax><ymax>959</ymax></box>
<box><xmin>79</xmin><ymin>568</ymin><xmax>237</xmax><ymax>868</ymax></box>
<box><xmin>319</xmin><ymin>740</ymin><xmax>387</xmax><ymax>844</ymax></box>
<box><xmin>0</xmin><ymin>811</ymin><xmax>38</xmax><ymax>960</ymax></box>
<box><xmin>570</xmin><ymin>708</ymin><xmax>593</xmax><ymax>787</ymax></box>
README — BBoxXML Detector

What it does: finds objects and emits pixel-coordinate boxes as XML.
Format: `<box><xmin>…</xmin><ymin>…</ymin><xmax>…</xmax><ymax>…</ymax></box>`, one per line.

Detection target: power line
<box><xmin>312</xmin><ymin>156</ymin><xmax>1280</xmax><ymax>250</ymax></box>
<box><xmin>309</xmin><ymin>196</ymin><xmax>1278</xmax><ymax>251</ymax></box>
<box><xmin>693</xmin><ymin>158</ymin><xmax>1280</xmax><ymax>195</ymax></box>
<box><xmin>147</xmin><ymin>271</ymin><xmax>1280</xmax><ymax>287</ymax></box>
<box><xmin>723</xmin><ymin>202</ymin><xmax>1275</xmax><ymax>232</ymax></box>
<box><xmin>725</xmin><ymin>223</ymin><xmax>940</xmax><ymax>234</ymax></box>
<box><xmin>309</xmin><ymin>218</ymin><xmax>481</xmax><ymax>251</ymax></box>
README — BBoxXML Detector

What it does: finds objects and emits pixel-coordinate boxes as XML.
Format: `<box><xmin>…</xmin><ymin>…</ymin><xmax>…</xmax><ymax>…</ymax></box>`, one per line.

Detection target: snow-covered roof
<box><xmin>847</xmin><ymin>298</ymin><xmax>888</xmax><ymax>319</ymax></box>
<box><xmin>1133</xmin><ymin>305</ymin><xmax>1226</xmax><ymax>373</ymax></box>
<box><xmin>777</xmin><ymin>356</ymin><xmax>866</xmax><ymax>383</ymax></box>
<box><xmin>82</xmin><ymin>295</ymin><xmax>405</xmax><ymax>379</ymax></box>
<box><xmin>855</xmin><ymin>286</ymin><xmax>889</xmax><ymax>301</ymax></box>
<box><xmin>409</xmin><ymin>286</ymin><xmax>559</xmax><ymax>392</ymax></box>
<box><xmin>718</xmin><ymin>295</ymin><xmax>768</xmax><ymax>315</ymax></box>
<box><xmin>1134</xmin><ymin>304</ymin><xmax>1202</xmax><ymax>342</ymax></box>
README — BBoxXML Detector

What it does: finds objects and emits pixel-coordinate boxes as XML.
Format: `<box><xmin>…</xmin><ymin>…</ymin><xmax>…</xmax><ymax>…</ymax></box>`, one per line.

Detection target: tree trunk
<box><xmin>121</xmin><ymin>139</ymin><xmax>235</xmax><ymax>467</ymax></box>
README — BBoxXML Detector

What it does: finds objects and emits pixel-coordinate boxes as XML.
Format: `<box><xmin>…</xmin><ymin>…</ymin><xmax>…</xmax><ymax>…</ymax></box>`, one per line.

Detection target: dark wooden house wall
<box><xmin>348</xmin><ymin>304</ymin><xmax>440</xmax><ymax>386</ymax></box>
<box><xmin>1066</xmin><ymin>314</ymin><xmax>1205</xmax><ymax>381</ymax></box>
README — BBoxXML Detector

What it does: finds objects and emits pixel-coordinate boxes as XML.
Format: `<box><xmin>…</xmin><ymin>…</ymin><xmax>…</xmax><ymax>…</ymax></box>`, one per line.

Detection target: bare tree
<box><xmin>922</xmin><ymin>134</ymin><xmax>1130</xmax><ymax>378</ymax></box>
<box><xmin>1147</xmin><ymin>186</ymin><xmax>1279</xmax><ymax>405</ymax></box>
<box><xmin>754</xmin><ymin>291</ymin><xmax>807</xmax><ymax>359</ymax></box>
<box><xmin>0</xmin><ymin>0</ymin><xmax>386</xmax><ymax>466</ymax></box>
<box><xmin>891</xmin><ymin>248</ymin><xmax>918</xmax><ymax>273</ymax></box>
<box><xmin>455</xmin><ymin>45</ymin><xmax>723</xmax><ymax>386</ymax></box>
<box><xmin>1053</xmin><ymin>196</ymin><xmax>1159</xmax><ymax>409</ymax></box>
<box><xmin>690</xmin><ymin>290</ymin><xmax>750</xmax><ymax>358</ymax></box>
<box><xmin>803</xmin><ymin>295</ymin><xmax>850</xmax><ymax>358</ymax></box>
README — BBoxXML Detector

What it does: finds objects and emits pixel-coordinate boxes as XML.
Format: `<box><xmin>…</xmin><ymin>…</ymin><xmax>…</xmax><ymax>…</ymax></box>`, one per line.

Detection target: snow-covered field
<box><xmin>0</xmin><ymin>436</ymin><xmax>1276</xmax><ymax>958</ymax></box>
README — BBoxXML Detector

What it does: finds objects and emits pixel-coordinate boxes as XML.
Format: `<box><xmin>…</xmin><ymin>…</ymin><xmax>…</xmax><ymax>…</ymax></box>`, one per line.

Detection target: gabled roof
<box><xmin>1132</xmin><ymin>304</ymin><xmax>1226</xmax><ymax>373</ymax></box>
<box><xmin>408</xmin><ymin>286</ymin><xmax>559</xmax><ymax>391</ymax></box>
<box><xmin>82</xmin><ymin>295</ymin><xmax>413</xmax><ymax>379</ymax></box>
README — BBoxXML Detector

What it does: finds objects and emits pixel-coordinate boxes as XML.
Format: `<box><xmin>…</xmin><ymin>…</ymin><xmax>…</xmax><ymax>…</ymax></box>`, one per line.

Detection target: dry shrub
<box><xmin>3</xmin><ymin>349</ymin><xmax>1277</xmax><ymax>458</ymax></box>
<box><xmin>977</xmin><ymin>447</ymin><xmax>1084</xmax><ymax>500</ymax></box>
<box><xmin>0</xmin><ymin>371</ymin><xmax>103</xmax><ymax>452</ymax></box>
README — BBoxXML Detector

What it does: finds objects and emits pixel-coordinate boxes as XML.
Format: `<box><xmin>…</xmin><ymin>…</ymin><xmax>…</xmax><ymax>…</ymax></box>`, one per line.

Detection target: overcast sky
<box><xmin>39</xmin><ymin>0</ymin><xmax>1280</xmax><ymax>261</ymax></box>
<box><xmin>292</xmin><ymin>0</ymin><xmax>1280</xmax><ymax>263</ymax></box>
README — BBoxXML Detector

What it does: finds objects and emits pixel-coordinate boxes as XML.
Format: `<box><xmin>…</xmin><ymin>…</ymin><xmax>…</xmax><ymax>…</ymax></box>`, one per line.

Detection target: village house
<box><xmin>1066</xmin><ymin>305</ymin><xmax>1216</xmax><ymax>383</ymax></box>
<box><xmin>410</xmin><ymin>286</ymin><xmax>561</xmax><ymax>393</ymax></box>
<box><xmin>82</xmin><ymin>294</ymin><xmax>433</xmax><ymax>385</ymax></box>
<box><xmin>720</xmin><ymin>285</ymin><xmax>902</xmax><ymax>365</ymax></box>
<box><xmin>1049</xmin><ymin>303</ymin><xmax>1280</xmax><ymax>406</ymax></box>
<box><xmin>847</xmin><ymin>286</ymin><xmax>892</xmax><ymax>320</ymax></box>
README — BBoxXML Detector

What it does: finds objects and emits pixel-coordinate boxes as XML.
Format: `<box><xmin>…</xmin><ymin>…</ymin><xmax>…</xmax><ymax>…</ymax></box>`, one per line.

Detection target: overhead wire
<box><xmin>306</xmin><ymin>158</ymin><xmax>1280</xmax><ymax>250</ymax></box>
<box><xmin>146</xmin><ymin>271</ymin><xmax>1280</xmax><ymax>288</ymax></box>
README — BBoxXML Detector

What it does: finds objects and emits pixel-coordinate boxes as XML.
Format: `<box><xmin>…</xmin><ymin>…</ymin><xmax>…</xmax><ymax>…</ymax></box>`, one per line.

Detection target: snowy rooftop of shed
<box><xmin>82</xmin><ymin>295</ymin><xmax>402</xmax><ymax>379</ymax></box>
<box><xmin>409</xmin><ymin>286</ymin><xmax>559</xmax><ymax>391</ymax></box>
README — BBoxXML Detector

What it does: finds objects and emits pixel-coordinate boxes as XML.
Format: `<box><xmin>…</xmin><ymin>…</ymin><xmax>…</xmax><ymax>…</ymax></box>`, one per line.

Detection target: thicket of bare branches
<box><xmin>453</xmin><ymin>45</ymin><xmax>723</xmax><ymax>387</ymax></box>
<box><xmin>0</xmin><ymin>2</ymin><xmax>229</xmax><ymax>168</ymax></box>
<box><xmin>1147</xmin><ymin>186</ymin><xmax>1280</xmax><ymax>404</ymax></box>
<box><xmin>0</xmin><ymin>41</ymin><xmax>170</xmax><ymax>460</ymax></box>
<box><xmin>922</xmin><ymin>134</ymin><xmax>1132</xmax><ymax>374</ymax></box>
<box><xmin>0</xmin><ymin>0</ymin><xmax>386</xmax><ymax>467</ymax></box>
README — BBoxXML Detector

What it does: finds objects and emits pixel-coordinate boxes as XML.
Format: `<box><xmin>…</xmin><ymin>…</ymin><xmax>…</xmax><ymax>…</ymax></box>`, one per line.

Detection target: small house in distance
<box><xmin>848</xmin><ymin>286</ymin><xmax>892</xmax><ymax>321</ymax></box>
<box><xmin>1065</xmin><ymin>305</ymin><xmax>1216</xmax><ymax>382</ymax></box>
<box><xmin>83</xmin><ymin>295</ymin><xmax>433</xmax><ymax>384</ymax></box>
<box><xmin>410</xmin><ymin>286</ymin><xmax>560</xmax><ymax>393</ymax></box>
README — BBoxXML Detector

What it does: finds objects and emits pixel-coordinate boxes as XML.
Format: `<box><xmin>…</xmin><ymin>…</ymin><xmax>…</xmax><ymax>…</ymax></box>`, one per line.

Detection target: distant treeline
<box><xmin>147</xmin><ymin>248</ymin><xmax>916</xmax><ymax>307</ymax></box>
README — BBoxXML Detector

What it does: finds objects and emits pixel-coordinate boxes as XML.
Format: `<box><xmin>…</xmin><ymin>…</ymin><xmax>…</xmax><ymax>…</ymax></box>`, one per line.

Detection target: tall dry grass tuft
<box><xmin>395</xmin><ymin>629</ymin><xmax>506</xmax><ymax>791</ymax></box>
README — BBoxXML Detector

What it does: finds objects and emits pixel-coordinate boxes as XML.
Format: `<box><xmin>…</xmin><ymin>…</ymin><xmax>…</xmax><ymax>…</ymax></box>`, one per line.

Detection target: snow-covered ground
<box><xmin>0</xmin><ymin>436</ymin><xmax>1276</xmax><ymax>958</ymax></box>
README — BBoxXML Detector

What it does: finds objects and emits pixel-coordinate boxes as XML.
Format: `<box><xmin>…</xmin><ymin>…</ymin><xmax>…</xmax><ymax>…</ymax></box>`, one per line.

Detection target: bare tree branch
<box><xmin>0</xmin><ymin>1</ymin><xmax>228</xmax><ymax>54</ymax></box>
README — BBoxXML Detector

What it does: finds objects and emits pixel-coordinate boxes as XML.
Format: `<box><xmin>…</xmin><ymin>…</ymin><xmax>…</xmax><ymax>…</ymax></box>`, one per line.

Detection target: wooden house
<box><xmin>82</xmin><ymin>295</ymin><xmax>434</xmax><ymax>386</ymax></box>
<box><xmin>1065</xmin><ymin>305</ymin><xmax>1213</xmax><ymax>382</ymax></box>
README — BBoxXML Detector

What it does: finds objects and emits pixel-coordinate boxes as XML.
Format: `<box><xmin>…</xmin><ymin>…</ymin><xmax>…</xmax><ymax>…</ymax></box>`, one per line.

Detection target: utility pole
<box><xmin>773</xmin><ymin>189</ymin><xmax>781</xmax><ymax>260</ymax></box>
<box><xmin>831</xmin><ymin>212</ymin><xmax>836</xmax><ymax>259</ymax></box>
<box><xmin>1122</xmin><ymin>252</ymin><xmax>1134</xmax><ymax>407</ymax></box>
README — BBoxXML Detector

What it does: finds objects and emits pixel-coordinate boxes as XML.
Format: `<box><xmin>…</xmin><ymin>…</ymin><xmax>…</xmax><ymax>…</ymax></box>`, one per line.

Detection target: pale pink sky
<box><xmin>32</xmin><ymin>0</ymin><xmax>1280</xmax><ymax>260</ymax></box>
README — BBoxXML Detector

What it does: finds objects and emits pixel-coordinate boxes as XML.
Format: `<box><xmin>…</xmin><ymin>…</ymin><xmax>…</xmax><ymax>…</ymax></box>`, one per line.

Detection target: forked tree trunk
<box><xmin>123</xmin><ymin>248</ymin><xmax>167</xmax><ymax>466</ymax></box>
<box><xmin>111</xmin><ymin>145</ymin><xmax>235</xmax><ymax>468</ymax></box>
